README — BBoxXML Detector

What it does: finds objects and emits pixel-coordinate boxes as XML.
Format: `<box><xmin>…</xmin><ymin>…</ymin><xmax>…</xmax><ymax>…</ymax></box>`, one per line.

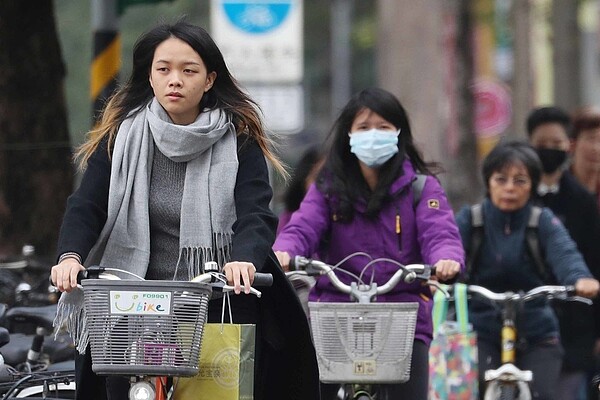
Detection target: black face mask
<box><xmin>535</xmin><ymin>148</ymin><xmax>568</xmax><ymax>173</ymax></box>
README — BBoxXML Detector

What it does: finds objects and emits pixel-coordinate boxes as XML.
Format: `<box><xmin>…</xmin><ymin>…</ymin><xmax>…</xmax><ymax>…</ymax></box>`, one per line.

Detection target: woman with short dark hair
<box><xmin>455</xmin><ymin>140</ymin><xmax>599</xmax><ymax>400</ymax></box>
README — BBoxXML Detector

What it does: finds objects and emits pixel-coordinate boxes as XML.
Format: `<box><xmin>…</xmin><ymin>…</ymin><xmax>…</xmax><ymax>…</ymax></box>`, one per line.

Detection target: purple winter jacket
<box><xmin>273</xmin><ymin>160</ymin><xmax>465</xmax><ymax>345</ymax></box>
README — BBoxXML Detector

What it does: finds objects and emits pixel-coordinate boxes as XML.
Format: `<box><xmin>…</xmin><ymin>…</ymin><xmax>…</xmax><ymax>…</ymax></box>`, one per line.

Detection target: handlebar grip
<box><xmin>49</xmin><ymin>265</ymin><xmax>105</xmax><ymax>286</ymax></box>
<box><xmin>48</xmin><ymin>270</ymin><xmax>87</xmax><ymax>286</ymax></box>
<box><xmin>251</xmin><ymin>273</ymin><xmax>273</xmax><ymax>287</ymax></box>
<box><xmin>76</xmin><ymin>270</ymin><xmax>88</xmax><ymax>284</ymax></box>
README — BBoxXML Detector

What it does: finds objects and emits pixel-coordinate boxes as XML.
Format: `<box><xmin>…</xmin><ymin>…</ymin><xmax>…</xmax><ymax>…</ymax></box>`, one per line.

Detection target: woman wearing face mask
<box><xmin>526</xmin><ymin>106</ymin><xmax>600</xmax><ymax>400</ymax></box>
<box><xmin>274</xmin><ymin>87</ymin><xmax>465</xmax><ymax>399</ymax></box>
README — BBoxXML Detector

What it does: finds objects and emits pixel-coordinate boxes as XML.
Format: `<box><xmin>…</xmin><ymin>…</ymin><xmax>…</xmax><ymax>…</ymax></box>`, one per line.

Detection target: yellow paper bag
<box><xmin>174</xmin><ymin>323</ymin><xmax>256</xmax><ymax>400</ymax></box>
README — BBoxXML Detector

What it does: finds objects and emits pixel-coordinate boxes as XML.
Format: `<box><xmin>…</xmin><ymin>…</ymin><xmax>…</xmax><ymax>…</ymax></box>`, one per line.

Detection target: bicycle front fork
<box><xmin>337</xmin><ymin>384</ymin><xmax>376</xmax><ymax>400</ymax></box>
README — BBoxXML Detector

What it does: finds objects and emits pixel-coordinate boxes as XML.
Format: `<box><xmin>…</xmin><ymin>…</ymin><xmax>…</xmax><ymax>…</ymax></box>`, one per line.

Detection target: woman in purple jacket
<box><xmin>274</xmin><ymin>87</ymin><xmax>465</xmax><ymax>399</ymax></box>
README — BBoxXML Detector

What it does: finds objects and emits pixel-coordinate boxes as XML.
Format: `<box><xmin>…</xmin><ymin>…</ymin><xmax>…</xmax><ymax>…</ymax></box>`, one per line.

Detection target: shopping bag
<box><xmin>428</xmin><ymin>283</ymin><xmax>478</xmax><ymax>400</ymax></box>
<box><xmin>174</xmin><ymin>322</ymin><xmax>256</xmax><ymax>400</ymax></box>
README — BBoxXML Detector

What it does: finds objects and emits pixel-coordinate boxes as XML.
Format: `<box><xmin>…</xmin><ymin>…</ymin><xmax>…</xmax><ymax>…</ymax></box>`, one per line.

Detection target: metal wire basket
<box><xmin>83</xmin><ymin>279</ymin><xmax>211</xmax><ymax>376</ymax></box>
<box><xmin>308</xmin><ymin>301</ymin><xmax>419</xmax><ymax>383</ymax></box>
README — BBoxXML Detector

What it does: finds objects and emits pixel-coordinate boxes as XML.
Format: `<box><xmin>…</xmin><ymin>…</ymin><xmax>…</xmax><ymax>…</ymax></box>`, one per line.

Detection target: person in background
<box><xmin>455</xmin><ymin>140</ymin><xmax>599</xmax><ymax>400</ymax></box>
<box><xmin>276</xmin><ymin>146</ymin><xmax>324</xmax><ymax>316</ymax></box>
<box><xmin>526</xmin><ymin>106</ymin><xmax>600</xmax><ymax>400</ymax></box>
<box><xmin>274</xmin><ymin>87</ymin><xmax>465</xmax><ymax>399</ymax></box>
<box><xmin>277</xmin><ymin>145</ymin><xmax>324</xmax><ymax>234</ymax></box>
<box><xmin>50</xmin><ymin>19</ymin><xmax>319</xmax><ymax>400</ymax></box>
<box><xmin>570</xmin><ymin>107</ymin><xmax>600</xmax><ymax>206</ymax></box>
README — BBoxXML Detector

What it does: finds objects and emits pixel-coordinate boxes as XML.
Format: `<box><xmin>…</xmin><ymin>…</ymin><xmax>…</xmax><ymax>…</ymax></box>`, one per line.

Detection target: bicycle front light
<box><xmin>129</xmin><ymin>381</ymin><xmax>155</xmax><ymax>400</ymax></box>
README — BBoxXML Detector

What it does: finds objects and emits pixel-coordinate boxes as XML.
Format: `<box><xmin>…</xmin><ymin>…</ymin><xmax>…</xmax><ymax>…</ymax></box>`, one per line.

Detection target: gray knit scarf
<box><xmin>55</xmin><ymin>98</ymin><xmax>238</xmax><ymax>352</ymax></box>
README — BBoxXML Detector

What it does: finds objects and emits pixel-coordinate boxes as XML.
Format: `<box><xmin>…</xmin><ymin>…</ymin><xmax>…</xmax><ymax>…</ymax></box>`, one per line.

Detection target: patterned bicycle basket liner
<box><xmin>83</xmin><ymin>279</ymin><xmax>211</xmax><ymax>376</ymax></box>
<box><xmin>309</xmin><ymin>302</ymin><xmax>419</xmax><ymax>383</ymax></box>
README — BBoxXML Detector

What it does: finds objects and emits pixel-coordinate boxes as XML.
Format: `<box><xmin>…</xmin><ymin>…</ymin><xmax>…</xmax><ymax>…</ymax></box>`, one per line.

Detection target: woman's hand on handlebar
<box><xmin>51</xmin><ymin>259</ymin><xmax>85</xmax><ymax>293</ymax></box>
<box><xmin>223</xmin><ymin>261</ymin><xmax>256</xmax><ymax>295</ymax></box>
<box><xmin>274</xmin><ymin>251</ymin><xmax>291</xmax><ymax>272</ymax></box>
<box><xmin>575</xmin><ymin>277</ymin><xmax>600</xmax><ymax>298</ymax></box>
<box><xmin>434</xmin><ymin>259</ymin><xmax>461</xmax><ymax>281</ymax></box>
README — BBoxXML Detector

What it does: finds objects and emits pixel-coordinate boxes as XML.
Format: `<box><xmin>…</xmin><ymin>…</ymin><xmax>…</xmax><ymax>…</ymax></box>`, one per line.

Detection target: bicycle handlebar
<box><xmin>289</xmin><ymin>255</ymin><xmax>435</xmax><ymax>296</ymax></box>
<box><xmin>450</xmin><ymin>284</ymin><xmax>591</xmax><ymax>305</ymax></box>
<box><xmin>62</xmin><ymin>265</ymin><xmax>272</xmax><ymax>286</ymax></box>
<box><xmin>189</xmin><ymin>270</ymin><xmax>274</xmax><ymax>287</ymax></box>
<box><xmin>51</xmin><ymin>265</ymin><xmax>273</xmax><ymax>298</ymax></box>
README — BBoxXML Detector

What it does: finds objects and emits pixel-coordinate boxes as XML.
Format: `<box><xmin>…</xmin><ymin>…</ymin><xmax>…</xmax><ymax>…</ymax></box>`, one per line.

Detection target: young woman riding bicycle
<box><xmin>50</xmin><ymin>19</ymin><xmax>319</xmax><ymax>400</ymax></box>
<box><xmin>455</xmin><ymin>140</ymin><xmax>599</xmax><ymax>400</ymax></box>
<box><xmin>274</xmin><ymin>87</ymin><xmax>465</xmax><ymax>399</ymax></box>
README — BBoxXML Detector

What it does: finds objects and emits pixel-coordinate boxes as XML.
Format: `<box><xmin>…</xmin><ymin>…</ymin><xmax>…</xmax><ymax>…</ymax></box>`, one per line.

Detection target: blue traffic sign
<box><xmin>222</xmin><ymin>1</ymin><xmax>292</xmax><ymax>34</ymax></box>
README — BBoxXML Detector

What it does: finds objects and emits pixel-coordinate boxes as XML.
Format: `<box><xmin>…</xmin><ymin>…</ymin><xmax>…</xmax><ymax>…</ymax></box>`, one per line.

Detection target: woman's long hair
<box><xmin>317</xmin><ymin>87</ymin><xmax>439</xmax><ymax>220</ymax></box>
<box><xmin>75</xmin><ymin>19</ymin><xmax>285</xmax><ymax>175</ymax></box>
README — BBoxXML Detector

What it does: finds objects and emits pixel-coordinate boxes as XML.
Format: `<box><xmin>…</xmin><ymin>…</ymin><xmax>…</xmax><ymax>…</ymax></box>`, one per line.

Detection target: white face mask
<box><xmin>349</xmin><ymin>128</ymin><xmax>400</xmax><ymax>167</ymax></box>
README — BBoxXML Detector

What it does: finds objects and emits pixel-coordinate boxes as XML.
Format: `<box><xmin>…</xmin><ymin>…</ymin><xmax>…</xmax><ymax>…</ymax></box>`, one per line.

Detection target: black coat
<box><xmin>58</xmin><ymin>134</ymin><xmax>320</xmax><ymax>399</ymax></box>
<box><xmin>534</xmin><ymin>171</ymin><xmax>600</xmax><ymax>371</ymax></box>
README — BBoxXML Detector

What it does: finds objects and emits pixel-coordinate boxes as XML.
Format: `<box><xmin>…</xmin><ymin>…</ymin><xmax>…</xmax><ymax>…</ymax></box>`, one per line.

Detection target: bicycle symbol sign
<box><xmin>222</xmin><ymin>0</ymin><xmax>293</xmax><ymax>34</ymax></box>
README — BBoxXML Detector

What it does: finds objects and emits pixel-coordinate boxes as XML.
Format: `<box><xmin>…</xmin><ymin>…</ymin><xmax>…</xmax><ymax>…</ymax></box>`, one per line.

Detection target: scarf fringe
<box><xmin>53</xmin><ymin>288</ymin><xmax>90</xmax><ymax>354</ymax></box>
<box><xmin>179</xmin><ymin>231</ymin><xmax>233</xmax><ymax>279</ymax></box>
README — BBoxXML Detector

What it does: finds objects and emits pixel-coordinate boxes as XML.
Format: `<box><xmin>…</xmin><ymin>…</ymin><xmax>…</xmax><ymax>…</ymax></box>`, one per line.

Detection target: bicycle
<box><xmin>75</xmin><ymin>264</ymin><xmax>272</xmax><ymax>400</ymax></box>
<box><xmin>288</xmin><ymin>254</ymin><xmax>438</xmax><ymax>400</ymax></box>
<box><xmin>0</xmin><ymin>319</ymin><xmax>75</xmax><ymax>400</ymax></box>
<box><xmin>445</xmin><ymin>284</ymin><xmax>591</xmax><ymax>400</ymax></box>
<box><xmin>0</xmin><ymin>245</ymin><xmax>59</xmax><ymax>309</ymax></box>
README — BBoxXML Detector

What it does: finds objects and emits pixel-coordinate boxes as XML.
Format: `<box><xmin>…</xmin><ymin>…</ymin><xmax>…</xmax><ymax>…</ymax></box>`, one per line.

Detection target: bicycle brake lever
<box><xmin>429</xmin><ymin>281</ymin><xmax>450</xmax><ymax>298</ymax></box>
<box><xmin>569</xmin><ymin>295</ymin><xmax>593</xmax><ymax>305</ymax></box>
<box><xmin>222</xmin><ymin>285</ymin><xmax>262</xmax><ymax>298</ymax></box>
<box><xmin>304</xmin><ymin>263</ymin><xmax>324</xmax><ymax>277</ymax></box>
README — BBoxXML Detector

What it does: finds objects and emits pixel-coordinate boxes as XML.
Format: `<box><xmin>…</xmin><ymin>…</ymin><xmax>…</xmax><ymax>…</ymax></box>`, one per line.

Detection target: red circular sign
<box><xmin>473</xmin><ymin>79</ymin><xmax>512</xmax><ymax>137</ymax></box>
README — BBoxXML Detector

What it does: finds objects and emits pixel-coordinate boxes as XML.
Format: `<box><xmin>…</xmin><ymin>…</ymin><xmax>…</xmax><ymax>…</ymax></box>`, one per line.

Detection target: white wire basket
<box><xmin>308</xmin><ymin>301</ymin><xmax>419</xmax><ymax>383</ymax></box>
<box><xmin>83</xmin><ymin>279</ymin><xmax>211</xmax><ymax>376</ymax></box>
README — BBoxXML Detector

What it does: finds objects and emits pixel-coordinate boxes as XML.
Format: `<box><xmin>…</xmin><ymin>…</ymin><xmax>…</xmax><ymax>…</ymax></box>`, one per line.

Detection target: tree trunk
<box><xmin>377</xmin><ymin>0</ymin><xmax>479</xmax><ymax>208</ymax></box>
<box><xmin>0</xmin><ymin>1</ymin><xmax>73</xmax><ymax>258</ymax></box>
<box><xmin>552</xmin><ymin>0</ymin><xmax>581</xmax><ymax>110</ymax></box>
<box><xmin>444</xmin><ymin>0</ymin><xmax>481</xmax><ymax>208</ymax></box>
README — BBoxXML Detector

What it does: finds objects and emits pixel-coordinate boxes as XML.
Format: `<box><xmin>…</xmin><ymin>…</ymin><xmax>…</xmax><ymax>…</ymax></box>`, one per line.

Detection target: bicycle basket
<box><xmin>308</xmin><ymin>301</ymin><xmax>419</xmax><ymax>383</ymax></box>
<box><xmin>83</xmin><ymin>279</ymin><xmax>211</xmax><ymax>377</ymax></box>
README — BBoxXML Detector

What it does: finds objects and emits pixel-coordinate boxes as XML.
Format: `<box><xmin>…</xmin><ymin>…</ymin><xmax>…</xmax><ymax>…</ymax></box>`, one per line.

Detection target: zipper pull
<box><xmin>396</xmin><ymin>213</ymin><xmax>402</xmax><ymax>251</ymax></box>
<box><xmin>504</xmin><ymin>222</ymin><xmax>511</xmax><ymax>235</ymax></box>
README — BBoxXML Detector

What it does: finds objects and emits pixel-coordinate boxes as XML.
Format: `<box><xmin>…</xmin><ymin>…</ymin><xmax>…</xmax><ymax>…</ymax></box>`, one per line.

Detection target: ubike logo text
<box><xmin>109</xmin><ymin>291</ymin><xmax>172</xmax><ymax>315</ymax></box>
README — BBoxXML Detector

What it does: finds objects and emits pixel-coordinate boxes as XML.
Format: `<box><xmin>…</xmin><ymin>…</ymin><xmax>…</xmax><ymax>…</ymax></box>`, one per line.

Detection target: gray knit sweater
<box><xmin>146</xmin><ymin>145</ymin><xmax>187</xmax><ymax>280</ymax></box>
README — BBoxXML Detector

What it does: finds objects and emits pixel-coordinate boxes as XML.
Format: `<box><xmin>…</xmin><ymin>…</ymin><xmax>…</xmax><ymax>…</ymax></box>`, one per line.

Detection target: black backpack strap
<box><xmin>466</xmin><ymin>203</ymin><xmax>484</xmax><ymax>280</ymax></box>
<box><xmin>411</xmin><ymin>174</ymin><xmax>427</xmax><ymax>209</ymax></box>
<box><xmin>525</xmin><ymin>206</ymin><xmax>547</xmax><ymax>281</ymax></box>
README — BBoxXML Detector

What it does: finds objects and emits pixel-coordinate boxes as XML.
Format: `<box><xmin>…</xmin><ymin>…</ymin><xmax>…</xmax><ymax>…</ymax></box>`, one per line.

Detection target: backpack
<box><xmin>411</xmin><ymin>174</ymin><xmax>427</xmax><ymax>209</ymax></box>
<box><xmin>465</xmin><ymin>203</ymin><xmax>549</xmax><ymax>282</ymax></box>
